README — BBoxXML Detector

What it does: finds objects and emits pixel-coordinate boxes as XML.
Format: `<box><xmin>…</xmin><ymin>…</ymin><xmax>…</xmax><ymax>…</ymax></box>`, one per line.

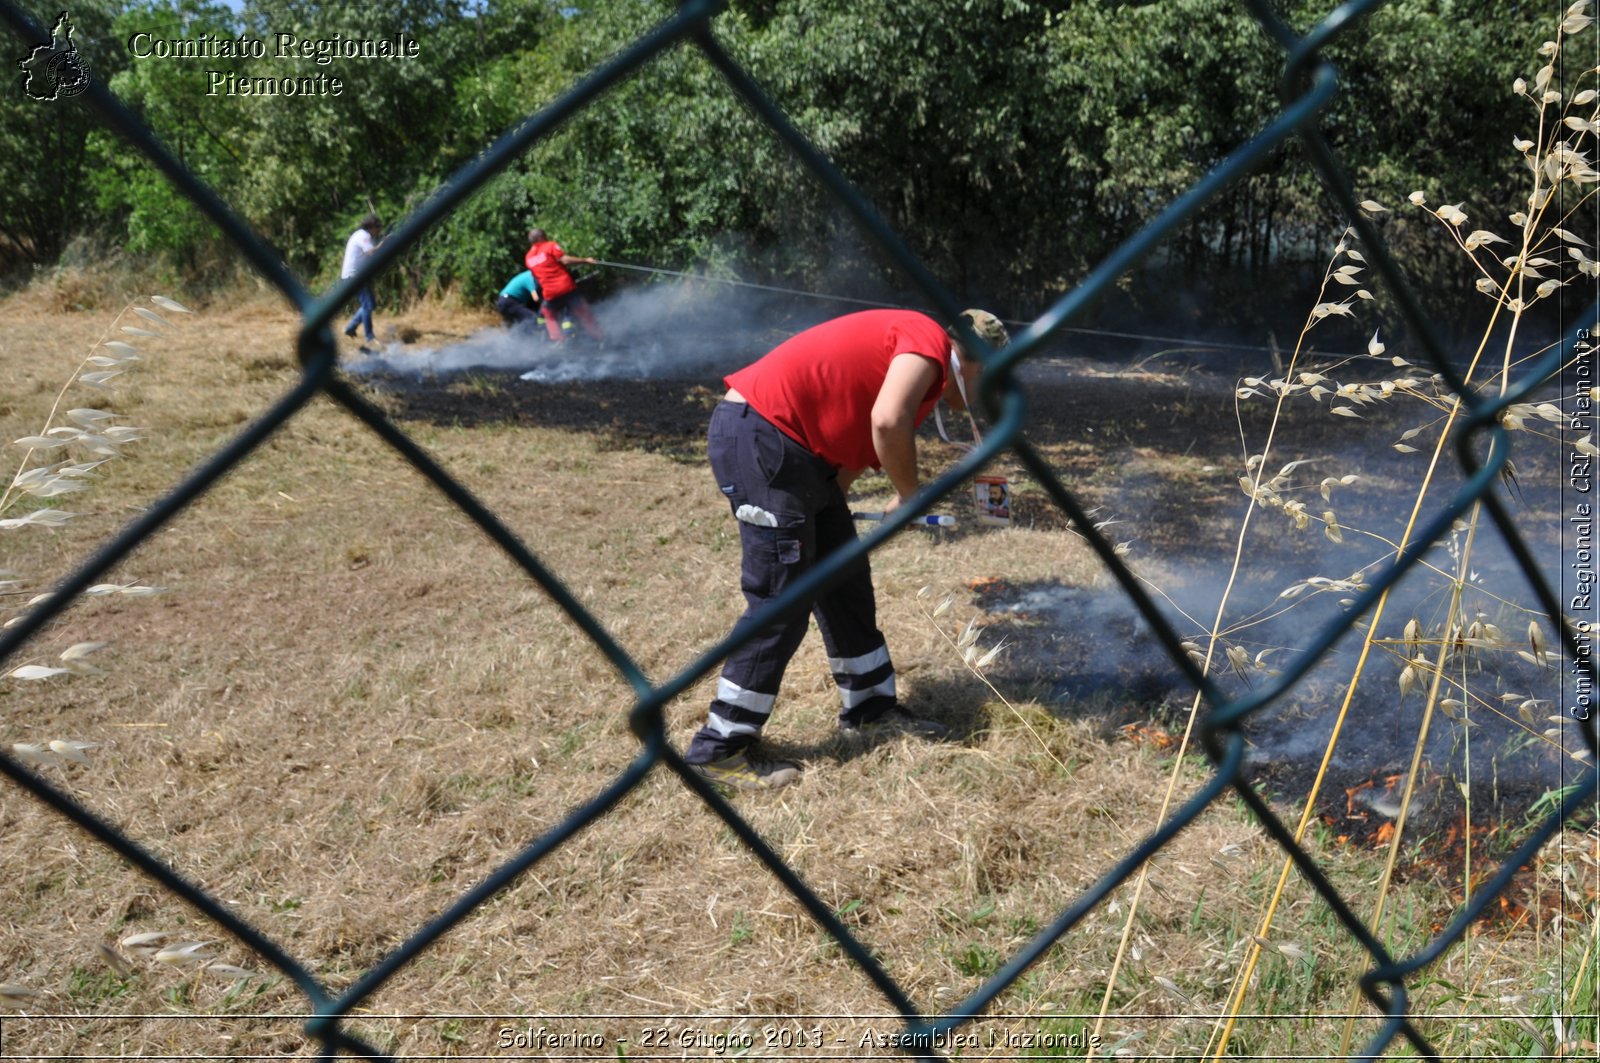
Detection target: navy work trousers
<box><xmin>685</xmin><ymin>400</ymin><xmax>897</xmax><ymax>764</ymax></box>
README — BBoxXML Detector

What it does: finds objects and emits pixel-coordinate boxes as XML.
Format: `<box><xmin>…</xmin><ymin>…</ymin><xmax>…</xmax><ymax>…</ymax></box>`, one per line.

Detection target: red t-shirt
<box><xmin>525</xmin><ymin>240</ymin><xmax>575</xmax><ymax>299</ymax></box>
<box><xmin>725</xmin><ymin>310</ymin><xmax>950</xmax><ymax>470</ymax></box>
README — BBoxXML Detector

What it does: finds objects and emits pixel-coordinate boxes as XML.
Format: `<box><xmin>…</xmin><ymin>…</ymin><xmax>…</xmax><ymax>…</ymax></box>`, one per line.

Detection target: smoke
<box><xmin>977</xmin><ymin>428</ymin><xmax>1574</xmax><ymax>791</ymax></box>
<box><xmin>349</xmin><ymin>278</ymin><xmax>837</xmax><ymax>383</ymax></box>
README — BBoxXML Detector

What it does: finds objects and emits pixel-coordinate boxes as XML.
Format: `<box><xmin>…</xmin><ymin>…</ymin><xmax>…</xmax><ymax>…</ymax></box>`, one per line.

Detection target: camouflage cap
<box><xmin>950</xmin><ymin>308</ymin><xmax>1010</xmax><ymax>353</ymax></box>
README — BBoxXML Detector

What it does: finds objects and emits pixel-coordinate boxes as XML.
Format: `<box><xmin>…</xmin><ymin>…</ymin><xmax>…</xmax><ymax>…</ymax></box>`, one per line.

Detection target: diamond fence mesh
<box><xmin>0</xmin><ymin>0</ymin><xmax>1596</xmax><ymax>1059</ymax></box>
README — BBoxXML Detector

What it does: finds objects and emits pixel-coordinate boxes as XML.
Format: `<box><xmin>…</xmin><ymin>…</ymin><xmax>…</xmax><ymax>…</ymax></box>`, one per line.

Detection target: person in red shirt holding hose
<box><xmin>525</xmin><ymin>228</ymin><xmax>604</xmax><ymax>342</ymax></box>
<box><xmin>685</xmin><ymin>307</ymin><xmax>1010</xmax><ymax>791</ymax></box>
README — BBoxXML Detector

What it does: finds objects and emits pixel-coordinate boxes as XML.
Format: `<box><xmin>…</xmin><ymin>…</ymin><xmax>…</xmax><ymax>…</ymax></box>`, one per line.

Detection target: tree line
<box><xmin>0</xmin><ymin>0</ymin><xmax>1560</xmax><ymax>333</ymax></box>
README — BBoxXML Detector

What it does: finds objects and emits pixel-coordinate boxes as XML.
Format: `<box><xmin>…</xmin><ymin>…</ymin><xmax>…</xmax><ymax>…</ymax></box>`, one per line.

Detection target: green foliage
<box><xmin>1040</xmin><ymin>1</ymin><xmax>1285</xmax><ymax>269</ymax></box>
<box><xmin>1310</xmin><ymin>0</ymin><xmax>1543</xmax><ymax>296</ymax></box>
<box><xmin>953</xmin><ymin>940</ymin><xmax>1002</xmax><ymax>978</ymax></box>
<box><xmin>0</xmin><ymin>0</ymin><xmax>1566</xmax><ymax>317</ymax></box>
<box><xmin>0</xmin><ymin>0</ymin><xmax>127</xmax><ymax>275</ymax></box>
<box><xmin>401</xmin><ymin>171</ymin><xmax>536</xmax><ymax>301</ymax></box>
<box><xmin>65</xmin><ymin>965</ymin><xmax>134</xmax><ymax>1005</ymax></box>
<box><xmin>66</xmin><ymin>0</ymin><xmax>557</xmax><ymax>290</ymax></box>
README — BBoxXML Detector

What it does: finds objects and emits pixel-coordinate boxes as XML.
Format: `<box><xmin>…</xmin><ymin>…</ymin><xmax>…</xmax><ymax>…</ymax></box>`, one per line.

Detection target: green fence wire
<box><xmin>1</xmin><ymin>0</ymin><xmax>1596</xmax><ymax>1059</ymax></box>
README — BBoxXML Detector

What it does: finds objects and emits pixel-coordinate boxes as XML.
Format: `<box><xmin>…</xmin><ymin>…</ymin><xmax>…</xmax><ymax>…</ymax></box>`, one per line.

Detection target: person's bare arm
<box><xmin>870</xmin><ymin>353</ymin><xmax>941</xmax><ymax>512</ymax></box>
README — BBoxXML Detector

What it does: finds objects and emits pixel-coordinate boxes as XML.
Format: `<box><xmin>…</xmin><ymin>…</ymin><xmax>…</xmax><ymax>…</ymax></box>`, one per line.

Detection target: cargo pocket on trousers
<box><xmin>737</xmin><ymin>514</ymin><xmax>808</xmax><ymax>599</ymax></box>
<box><xmin>776</xmin><ymin>537</ymin><xmax>802</xmax><ymax>565</ymax></box>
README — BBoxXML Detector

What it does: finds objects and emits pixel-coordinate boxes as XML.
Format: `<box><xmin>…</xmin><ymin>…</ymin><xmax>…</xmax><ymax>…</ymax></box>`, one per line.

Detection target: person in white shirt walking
<box><xmin>340</xmin><ymin>214</ymin><xmax>382</xmax><ymax>345</ymax></box>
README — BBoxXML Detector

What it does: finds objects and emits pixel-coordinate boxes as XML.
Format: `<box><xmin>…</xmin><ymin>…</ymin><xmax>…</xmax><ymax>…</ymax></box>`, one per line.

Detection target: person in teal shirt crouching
<box><xmin>494</xmin><ymin>270</ymin><xmax>544</xmax><ymax>331</ymax></box>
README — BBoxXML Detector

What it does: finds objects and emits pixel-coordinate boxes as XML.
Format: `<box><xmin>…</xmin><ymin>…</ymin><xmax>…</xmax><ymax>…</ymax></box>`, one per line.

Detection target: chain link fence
<box><xmin>1</xmin><ymin>0</ymin><xmax>1596</xmax><ymax>1058</ymax></box>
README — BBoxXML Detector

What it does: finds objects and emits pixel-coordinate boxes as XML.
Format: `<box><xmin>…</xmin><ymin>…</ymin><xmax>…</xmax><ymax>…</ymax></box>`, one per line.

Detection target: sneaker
<box><xmin>687</xmin><ymin>751</ymin><xmax>801</xmax><ymax>791</ymax></box>
<box><xmin>343</xmin><ymin>328</ymin><xmax>358</xmax><ymax>339</ymax></box>
<box><xmin>840</xmin><ymin>705</ymin><xmax>950</xmax><ymax>740</ymax></box>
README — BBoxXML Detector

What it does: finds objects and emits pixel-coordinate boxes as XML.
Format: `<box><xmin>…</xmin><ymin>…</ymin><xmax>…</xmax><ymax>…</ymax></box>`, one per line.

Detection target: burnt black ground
<box><xmin>355</xmin><ymin>343</ymin><xmax>1585</xmax><ymax>858</ymax></box>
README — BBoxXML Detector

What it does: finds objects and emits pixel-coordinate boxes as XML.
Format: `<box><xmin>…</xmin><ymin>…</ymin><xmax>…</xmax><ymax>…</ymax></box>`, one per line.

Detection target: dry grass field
<box><xmin>0</xmin><ymin>272</ymin><xmax>1594</xmax><ymax>1060</ymax></box>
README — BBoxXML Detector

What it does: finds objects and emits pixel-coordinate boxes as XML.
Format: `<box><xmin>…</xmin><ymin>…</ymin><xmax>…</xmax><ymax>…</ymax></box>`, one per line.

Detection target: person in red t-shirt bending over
<box><xmin>525</xmin><ymin>228</ymin><xmax>603</xmax><ymax>342</ymax></box>
<box><xmin>685</xmin><ymin>308</ymin><xmax>1010</xmax><ymax>791</ymax></box>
